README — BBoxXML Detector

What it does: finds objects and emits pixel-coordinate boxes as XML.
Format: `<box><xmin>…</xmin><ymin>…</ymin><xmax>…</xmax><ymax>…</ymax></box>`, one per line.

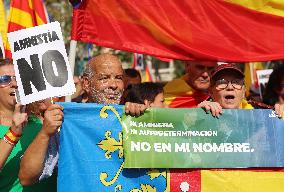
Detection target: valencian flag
<box><xmin>58</xmin><ymin>103</ymin><xmax>168</xmax><ymax>192</ymax></box>
<box><xmin>5</xmin><ymin>0</ymin><xmax>49</xmax><ymax>58</ymax></box>
<box><xmin>70</xmin><ymin>0</ymin><xmax>284</xmax><ymax>62</ymax></box>
<box><xmin>58</xmin><ymin>103</ymin><xmax>284</xmax><ymax>192</ymax></box>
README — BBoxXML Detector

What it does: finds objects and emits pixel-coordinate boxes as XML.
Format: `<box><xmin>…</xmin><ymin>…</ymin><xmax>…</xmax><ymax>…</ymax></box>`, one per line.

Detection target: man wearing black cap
<box><xmin>198</xmin><ymin>64</ymin><xmax>284</xmax><ymax>118</ymax></box>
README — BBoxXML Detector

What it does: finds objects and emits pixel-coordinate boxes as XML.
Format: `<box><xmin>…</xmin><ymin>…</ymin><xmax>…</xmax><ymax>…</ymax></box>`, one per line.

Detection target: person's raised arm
<box><xmin>0</xmin><ymin>104</ymin><xmax>27</xmax><ymax>169</ymax></box>
<box><xmin>19</xmin><ymin>104</ymin><xmax>63</xmax><ymax>185</ymax></box>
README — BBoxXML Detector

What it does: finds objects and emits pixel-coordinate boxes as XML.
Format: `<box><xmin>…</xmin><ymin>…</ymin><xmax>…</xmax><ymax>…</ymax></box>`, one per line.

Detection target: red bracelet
<box><xmin>3</xmin><ymin>128</ymin><xmax>22</xmax><ymax>146</ymax></box>
<box><xmin>9</xmin><ymin>127</ymin><xmax>22</xmax><ymax>137</ymax></box>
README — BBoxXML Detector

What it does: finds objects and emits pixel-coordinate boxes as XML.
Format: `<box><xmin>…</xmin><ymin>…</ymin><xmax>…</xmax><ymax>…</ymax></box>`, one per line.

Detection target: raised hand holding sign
<box><xmin>7</xmin><ymin>22</ymin><xmax>75</xmax><ymax>104</ymax></box>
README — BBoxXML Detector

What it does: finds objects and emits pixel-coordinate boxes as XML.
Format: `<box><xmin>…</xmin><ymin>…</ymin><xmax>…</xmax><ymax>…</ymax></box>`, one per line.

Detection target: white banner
<box><xmin>7</xmin><ymin>22</ymin><xmax>75</xmax><ymax>105</ymax></box>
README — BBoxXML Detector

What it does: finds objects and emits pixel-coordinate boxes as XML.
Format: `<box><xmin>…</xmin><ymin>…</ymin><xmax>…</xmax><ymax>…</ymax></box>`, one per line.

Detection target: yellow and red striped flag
<box><xmin>244</xmin><ymin>62</ymin><xmax>265</xmax><ymax>96</ymax></box>
<box><xmin>143</xmin><ymin>64</ymin><xmax>153</xmax><ymax>82</ymax></box>
<box><xmin>0</xmin><ymin>0</ymin><xmax>6</xmax><ymax>36</ymax></box>
<box><xmin>163</xmin><ymin>76</ymin><xmax>210</xmax><ymax>108</ymax></box>
<box><xmin>5</xmin><ymin>0</ymin><xmax>49</xmax><ymax>58</ymax></box>
<box><xmin>71</xmin><ymin>0</ymin><xmax>284</xmax><ymax>62</ymax></box>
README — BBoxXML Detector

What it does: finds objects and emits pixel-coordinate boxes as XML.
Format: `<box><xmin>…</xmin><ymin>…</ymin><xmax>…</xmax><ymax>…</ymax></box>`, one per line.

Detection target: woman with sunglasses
<box><xmin>0</xmin><ymin>59</ymin><xmax>56</xmax><ymax>191</ymax></box>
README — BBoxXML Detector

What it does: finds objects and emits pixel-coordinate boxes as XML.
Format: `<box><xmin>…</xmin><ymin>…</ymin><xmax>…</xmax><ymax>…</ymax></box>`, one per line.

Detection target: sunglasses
<box><xmin>0</xmin><ymin>75</ymin><xmax>17</xmax><ymax>87</ymax></box>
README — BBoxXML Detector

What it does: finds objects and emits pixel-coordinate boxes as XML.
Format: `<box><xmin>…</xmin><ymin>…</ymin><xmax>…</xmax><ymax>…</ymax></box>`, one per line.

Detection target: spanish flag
<box><xmin>170</xmin><ymin>168</ymin><xmax>284</xmax><ymax>192</ymax></box>
<box><xmin>71</xmin><ymin>0</ymin><xmax>284</xmax><ymax>62</ymax></box>
<box><xmin>163</xmin><ymin>76</ymin><xmax>210</xmax><ymax>108</ymax></box>
<box><xmin>5</xmin><ymin>0</ymin><xmax>49</xmax><ymax>58</ymax></box>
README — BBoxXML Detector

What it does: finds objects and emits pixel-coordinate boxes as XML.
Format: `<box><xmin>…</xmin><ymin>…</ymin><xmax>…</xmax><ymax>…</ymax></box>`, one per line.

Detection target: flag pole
<box><xmin>65</xmin><ymin>39</ymin><xmax>77</xmax><ymax>102</ymax></box>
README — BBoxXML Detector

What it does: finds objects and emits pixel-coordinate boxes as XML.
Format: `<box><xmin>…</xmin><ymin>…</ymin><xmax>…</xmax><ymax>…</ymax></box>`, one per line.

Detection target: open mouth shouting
<box><xmin>224</xmin><ymin>94</ymin><xmax>235</xmax><ymax>103</ymax></box>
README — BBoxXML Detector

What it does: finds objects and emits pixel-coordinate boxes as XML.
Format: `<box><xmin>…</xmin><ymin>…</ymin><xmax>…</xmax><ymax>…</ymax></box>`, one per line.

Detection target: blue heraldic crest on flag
<box><xmin>58</xmin><ymin>103</ymin><xmax>168</xmax><ymax>192</ymax></box>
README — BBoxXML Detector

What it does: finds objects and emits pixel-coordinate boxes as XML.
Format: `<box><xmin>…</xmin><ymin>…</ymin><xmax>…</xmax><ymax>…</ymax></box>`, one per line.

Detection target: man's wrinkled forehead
<box><xmin>90</xmin><ymin>56</ymin><xmax>123</xmax><ymax>75</ymax></box>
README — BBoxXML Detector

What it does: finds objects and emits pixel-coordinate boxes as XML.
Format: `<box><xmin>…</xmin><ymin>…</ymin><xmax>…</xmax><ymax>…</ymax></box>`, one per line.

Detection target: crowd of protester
<box><xmin>0</xmin><ymin>54</ymin><xmax>284</xmax><ymax>191</ymax></box>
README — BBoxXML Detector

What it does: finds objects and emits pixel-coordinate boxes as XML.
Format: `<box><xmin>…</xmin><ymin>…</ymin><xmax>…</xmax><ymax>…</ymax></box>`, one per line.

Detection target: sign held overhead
<box><xmin>7</xmin><ymin>22</ymin><xmax>75</xmax><ymax>105</ymax></box>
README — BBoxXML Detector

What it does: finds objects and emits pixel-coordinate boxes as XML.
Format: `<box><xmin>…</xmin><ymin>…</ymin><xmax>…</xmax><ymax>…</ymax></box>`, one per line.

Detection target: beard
<box><xmin>90</xmin><ymin>87</ymin><xmax>123</xmax><ymax>104</ymax></box>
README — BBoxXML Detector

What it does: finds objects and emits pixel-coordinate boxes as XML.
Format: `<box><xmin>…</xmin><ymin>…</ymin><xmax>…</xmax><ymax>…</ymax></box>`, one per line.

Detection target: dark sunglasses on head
<box><xmin>0</xmin><ymin>75</ymin><xmax>16</xmax><ymax>87</ymax></box>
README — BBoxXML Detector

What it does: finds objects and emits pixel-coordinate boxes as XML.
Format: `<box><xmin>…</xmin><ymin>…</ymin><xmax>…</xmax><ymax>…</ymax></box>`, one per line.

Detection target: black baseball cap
<box><xmin>211</xmin><ymin>64</ymin><xmax>244</xmax><ymax>80</ymax></box>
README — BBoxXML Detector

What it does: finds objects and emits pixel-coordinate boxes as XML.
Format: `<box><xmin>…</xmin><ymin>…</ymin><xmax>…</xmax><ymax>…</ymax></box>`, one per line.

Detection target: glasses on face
<box><xmin>0</xmin><ymin>75</ymin><xmax>16</xmax><ymax>88</ymax></box>
<box><xmin>214</xmin><ymin>79</ymin><xmax>244</xmax><ymax>90</ymax></box>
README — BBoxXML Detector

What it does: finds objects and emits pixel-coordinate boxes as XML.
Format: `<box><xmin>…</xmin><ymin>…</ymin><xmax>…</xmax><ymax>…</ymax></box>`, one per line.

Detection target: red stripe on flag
<box><xmin>169</xmin><ymin>93</ymin><xmax>210</xmax><ymax>108</ymax></box>
<box><xmin>5</xmin><ymin>50</ymin><xmax>12</xmax><ymax>58</ymax></box>
<box><xmin>33</xmin><ymin>1</ymin><xmax>48</xmax><ymax>23</ymax></box>
<box><xmin>7</xmin><ymin>22</ymin><xmax>26</xmax><ymax>32</ymax></box>
<box><xmin>170</xmin><ymin>169</ymin><xmax>201</xmax><ymax>192</ymax></box>
<box><xmin>71</xmin><ymin>0</ymin><xmax>284</xmax><ymax>62</ymax></box>
<box><xmin>132</xmin><ymin>53</ymin><xmax>137</xmax><ymax>69</ymax></box>
<box><xmin>10</xmin><ymin>0</ymin><xmax>33</xmax><ymax>14</ymax></box>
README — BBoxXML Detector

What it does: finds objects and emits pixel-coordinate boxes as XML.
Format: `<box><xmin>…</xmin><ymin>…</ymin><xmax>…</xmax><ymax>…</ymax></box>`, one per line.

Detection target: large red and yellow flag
<box><xmin>71</xmin><ymin>0</ymin><xmax>284</xmax><ymax>62</ymax></box>
<box><xmin>5</xmin><ymin>0</ymin><xmax>49</xmax><ymax>58</ymax></box>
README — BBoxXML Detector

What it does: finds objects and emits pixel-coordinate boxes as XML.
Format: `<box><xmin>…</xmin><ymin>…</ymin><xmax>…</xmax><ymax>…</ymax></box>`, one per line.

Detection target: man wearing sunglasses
<box><xmin>198</xmin><ymin>64</ymin><xmax>284</xmax><ymax>118</ymax></box>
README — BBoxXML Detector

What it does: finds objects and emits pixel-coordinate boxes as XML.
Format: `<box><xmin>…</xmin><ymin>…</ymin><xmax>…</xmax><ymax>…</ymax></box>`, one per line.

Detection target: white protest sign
<box><xmin>256</xmin><ymin>69</ymin><xmax>273</xmax><ymax>98</ymax></box>
<box><xmin>7</xmin><ymin>21</ymin><xmax>75</xmax><ymax>105</ymax></box>
<box><xmin>256</xmin><ymin>69</ymin><xmax>273</xmax><ymax>85</ymax></box>
<box><xmin>0</xmin><ymin>35</ymin><xmax>4</xmax><ymax>58</ymax></box>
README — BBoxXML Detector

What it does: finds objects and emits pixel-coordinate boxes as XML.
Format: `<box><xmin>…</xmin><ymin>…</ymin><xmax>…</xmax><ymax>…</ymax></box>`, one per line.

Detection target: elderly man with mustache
<box><xmin>19</xmin><ymin>53</ymin><xmax>147</xmax><ymax>185</ymax></box>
